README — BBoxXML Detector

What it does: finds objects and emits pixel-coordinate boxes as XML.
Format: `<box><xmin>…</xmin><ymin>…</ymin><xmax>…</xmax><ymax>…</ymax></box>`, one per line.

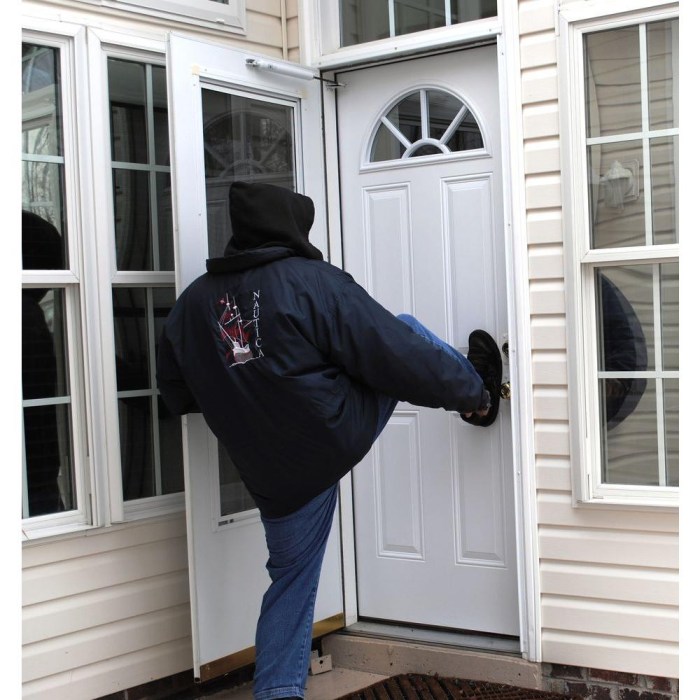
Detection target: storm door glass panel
<box><xmin>595</xmin><ymin>264</ymin><xmax>678</xmax><ymax>487</ymax></box>
<box><xmin>22</xmin><ymin>288</ymin><xmax>76</xmax><ymax>516</ymax></box>
<box><xmin>341</xmin><ymin>0</ymin><xmax>390</xmax><ymax>46</ymax></box>
<box><xmin>113</xmin><ymin>287</ymin><xmax>183</xmax><ymax>499</ymax></box>
<box><xmin>395</xmin><ymin>0</ymin><xmax>446</xmax><ymax>36</ymax></box>
<box><xmin>370</xmin><ymin>88</ymin><xmax>484</xmax><ymax>162</ymax></box>
<box><xmin>201</xmin><ymin>87</ymin><xmax>297</xmax><ymax>517</ymax></box>
<box><xmin>201</xmin><ymin>88</ymin><xmax>296</xmax><ymax>258</ymax></box>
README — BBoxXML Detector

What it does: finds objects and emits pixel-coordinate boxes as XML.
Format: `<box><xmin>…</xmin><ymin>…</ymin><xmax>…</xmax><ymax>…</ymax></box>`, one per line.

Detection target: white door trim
<box><xmin>319</xmin><ymin>23</ymin><xmax>541</xmax><ymax>663</ymax></box>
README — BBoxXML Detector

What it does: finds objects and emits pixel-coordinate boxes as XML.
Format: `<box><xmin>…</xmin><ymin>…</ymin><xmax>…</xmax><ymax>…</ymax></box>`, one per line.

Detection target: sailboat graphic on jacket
<box><xmin>217</xmin><ymin>291</ymin><xmax>263</xmax><ymax>366</ymax></box>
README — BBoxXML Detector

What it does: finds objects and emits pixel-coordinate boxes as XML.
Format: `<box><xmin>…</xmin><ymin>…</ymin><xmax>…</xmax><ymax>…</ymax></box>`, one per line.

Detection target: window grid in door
<box><xmin>369</xmin><ymin>88</ymin><xmax>484</xmax><ymax>163</ymax></box>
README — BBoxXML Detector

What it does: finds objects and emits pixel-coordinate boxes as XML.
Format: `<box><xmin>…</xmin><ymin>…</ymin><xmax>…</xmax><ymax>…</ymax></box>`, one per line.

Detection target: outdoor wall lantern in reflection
<box><xmin>600</xmin><ymin>159</ymin><xmax>639</xmax><ymax>210</ymax></box>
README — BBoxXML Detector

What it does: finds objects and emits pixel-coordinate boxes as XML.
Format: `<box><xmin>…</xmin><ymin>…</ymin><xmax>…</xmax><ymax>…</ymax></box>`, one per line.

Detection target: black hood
<box><xmin>207</xmin><ymin>181</ymin><xmax>323</xmax><ymax>273</ymax></box>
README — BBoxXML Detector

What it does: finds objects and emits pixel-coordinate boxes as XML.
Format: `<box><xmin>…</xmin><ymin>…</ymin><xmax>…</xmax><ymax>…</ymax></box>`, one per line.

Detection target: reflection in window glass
<box><xmin>22</xmin><ymin>43</ymin><xmax>68</xmax><ymax>268</ymax></box>
<box><xmin>219</xmin><ymin>445</ymin><xmax>256</xmax><ymax>516</ymax></box>
<box><xmin>113</xmin><ymin>287</ymin><xmax>183</xmax><ymax>500</ymax></box>
<box><xmin>647</xmin><ymin>20</ymin><xmax>678</xmax><ymax>131</ymax></box>
<box><xmin>650</xmin><ymin>136</ymin><xmax>678</xmax><ymax>245</ymax></box>
<box><xmin>600</xmin><ymin>379</ymin><xmax>658</xmax><ymax>485</ymax></box>
<box><xmin>661</xmin><ymin>262</ymin><xmax>679</xmax><ymax>371</ymax></box>
<box><xmin>588</xmin><ymin>141</ymin><xmax>645</xmax><ymax>249</ymax></box>
<box><xmin>201</xmin><ymin>88</ymin><xmax>296</xmax><ymax>258</ymax></box>
<box><xmin>108</xmin><ymin>59</ymin><xmax>173</xmax><ymax>272</ymax></box>
<box><xmin>201</xmin><ymin>89</ymin><xmax>297</xmax><ymax>517</ymax></box>
<box><xmin>664</xmin><ymin>379</ymin><xmax>679</xmax><ymax>487</ymax></box>
<box><xmin>340</xmin><ymin>0</ymin><xmax>496</xmax><ymax>47</ymax></box>
<box><xmin>585</xmin><ymin>26</ymin><xmax>642</xmax><ymax>138</ymax></box>
<box><xmin>22</xmin><ymin>288</ymin><xmax>76</xmax><ymax>516</ymax></box>
<box><xmin>595</xmin><ymin>263</ymin><xmax>679</xmax><ymax>487</ymax></box>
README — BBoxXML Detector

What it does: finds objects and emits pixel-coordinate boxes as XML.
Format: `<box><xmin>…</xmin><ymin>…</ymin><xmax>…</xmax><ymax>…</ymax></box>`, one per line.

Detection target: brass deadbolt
<box><xmin>500</xmin><ymin>382</ymin><xmax>511</xmax><ymax>400</ymax></box>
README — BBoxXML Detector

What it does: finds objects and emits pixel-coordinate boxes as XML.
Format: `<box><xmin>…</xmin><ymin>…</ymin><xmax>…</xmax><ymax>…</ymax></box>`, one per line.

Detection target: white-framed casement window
<box><xmin>21</xmin><ymin>23</ymin><xmax>185</xmax><ymax>538</ymax></box>
<box><xmin>560</xmin><ymin>3</ymin><xmax>679</xmax><ymax>506</ymax></box>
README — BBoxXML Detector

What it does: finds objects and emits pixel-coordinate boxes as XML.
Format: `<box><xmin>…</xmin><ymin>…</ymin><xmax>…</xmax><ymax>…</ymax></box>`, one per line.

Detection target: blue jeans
<box><xmin>253</xmin><ymin>484</ymin><xmax>339</xmax><ymax>699</ymax></box>
<box><xmin>252</xmin><ymin>314</ymin><xmax>476</xmax><ymax>699</ymax></box>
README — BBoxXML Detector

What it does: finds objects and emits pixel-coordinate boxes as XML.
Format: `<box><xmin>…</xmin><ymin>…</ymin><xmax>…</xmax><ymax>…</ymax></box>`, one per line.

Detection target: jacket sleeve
<box><xmin>324</xmin><ymin>274</ymin><xmax>488</xmax><ymax>414</ymax></box>
<box><xmin>156</xmin><ymin>328</ymin><xmax>201</xmax><ymax>415</ymax></box>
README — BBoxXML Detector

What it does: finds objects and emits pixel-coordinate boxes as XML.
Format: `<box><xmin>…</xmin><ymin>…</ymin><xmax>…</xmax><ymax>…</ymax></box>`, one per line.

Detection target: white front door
<box><xmin>336</xmin><ymin>46</ymin><xmax>519</xmax><ymax>635</ymax></box>
<box><xmin>167</xmin><ymin>35</ymin><xmax>344</xmax><ymax>680</ymax></box>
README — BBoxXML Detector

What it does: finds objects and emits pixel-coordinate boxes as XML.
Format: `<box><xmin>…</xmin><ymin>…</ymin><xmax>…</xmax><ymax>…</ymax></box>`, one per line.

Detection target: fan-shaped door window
<box><xmin>370</xmin><ymin>88</ymin><xmax>484</xmax><ymax>162</ymax></box>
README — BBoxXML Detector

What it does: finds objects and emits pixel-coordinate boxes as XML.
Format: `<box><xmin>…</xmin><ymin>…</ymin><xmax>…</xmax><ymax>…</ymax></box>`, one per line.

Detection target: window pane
<box><xmin>600</xmin><ymin>379</ymin><xmax>658</xmax><ymax>485</ymax></box>
<box><xmin>371</xmin><ymin>122</ymin><xmax>407</xmax><ymax>162</ymax></box>
<box><xmin>340</xmin><ymin>0</ymin><xmax>390</xmax><ymax>46</ymax></box>
<box><xmin>588</xmin><ymin>140</ymin><xmax>645</xmax><ymax>248</ymax></box>
<box><xmin>22</xmin><ymin>44</ymin><xmax>63</xmax><ymax>157</ymax></box>
<box><xmin>661</xmin><ymin>262</ymin><xmax>679</xmax><ymax>371</ymax></box>
<box><xmin>119</xmin><ymin>396</ymin><xmax>154</xmax><ymax>500</ymax></box>
<box><xmin>152</xmin><ymin>65</ymin><xmax>170</xmax><ymax>166</ymax></box>
<box><xmin>444</xmin><ymin>109</ymin><xmax>483</xmax><ymax>152</ymax></box>
<box><xmin>647</xmin><ymin>19</ymin><xmax>678</xmax><ymax>131</ymax></box>
<box><xmin>113</xmin><ymin>288</ymin><xmax>150</xmax><ymax>391</ymax></box>
<box><xmin>113</xmin><ymin>169</ymin><xmax>152</xmax><ymax>270</ymax></box>
<box><xmin>585</xmin><ymin>26</ymin><xmax>642</xmax><ymax>137</ymax></box>
<box><xmin>650</xmin><ymin>136</ymin><xmax>678</xmax><ymax>245</ymax></box>
<box><xmin>451</xmin><ymin>0</ymin><xmax>497</xmax><ymax>23</ymax></box>
<box><xmin>22</xmin><ymin>206</ymin><xmax>66</xmax><ymax>271</ymax></box>
<box><xmin>115</xmin><ymin>287</ymin><xmax>184</xmax><ymax>500</ymax></box>
<box><xmin>23</xmin><ymin>289</ymin><xmax>70</xmax><ymax>399</ymax></box>
<box><xmin>395</xmin><ymin>0</ymin><xmax>446</xmax><ymax>36</ymax></box>
<box><xmin>428</xmin><ymin>90</ymin><xmax>463</xmax><ymax>141</ymax></box>
<box><xmin>153</xmin><ymin>288</ymin><xmax>184</xmax><ymax>495</ymax></box>
<box><xmin>664</xmin><ymin>378</ymin><xmax>679</xmax><ymax>487</ymax></box>
<box><xmin>109</xmin><ymin>59</ymin><xmax>148</xmax><ymax>164</ymax></box>
<box><xmin>24</xmin><ymin>404</ymin><xmax>75</xmax><ymax>516</ymax></box>
<box><xmin>386</xmin><ymin>93</ymin><xmax>422</xmax><ymax>144</ymax></box>
<box><xmin>22</xmin><ymin>43</ymin><xmax>68</xmax><ymax>270</ymax></box>
<box><xmin>156</xmin><ymin>172</ymin><xmax>175</xmax><ymax>271</ymax></box>
<box><xmin>201</xmin><ymin>89</ymin><xmax>296</xmax><ymax>257</ymax></box>
<box><xmin>597</xmin><ymin>267</ymin><xmax>654</xmax><ymax>376</ymax></box>
<box><xmin>22</xmin><ymin>287</ymin><xmax>75</xmax><ymax>517</ymax></box>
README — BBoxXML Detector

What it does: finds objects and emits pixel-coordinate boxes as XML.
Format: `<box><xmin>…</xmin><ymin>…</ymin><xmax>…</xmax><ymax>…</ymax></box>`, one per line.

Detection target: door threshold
<box><xmin>340</xmin><ymin>620</ymin><xmax>521</xmax><ymax>656</ymax></box>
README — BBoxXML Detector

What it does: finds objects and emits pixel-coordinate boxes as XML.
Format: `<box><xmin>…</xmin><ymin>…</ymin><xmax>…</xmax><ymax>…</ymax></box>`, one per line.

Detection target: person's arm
<box><xmin>325</xmin><ymin>276</ymin><xmax>488</xmax><ymax>414</ymax></box>
<box><xmin>156</xmin><ymin>329</ymin><xmax>201</xmax><ymax>415</ymax></box>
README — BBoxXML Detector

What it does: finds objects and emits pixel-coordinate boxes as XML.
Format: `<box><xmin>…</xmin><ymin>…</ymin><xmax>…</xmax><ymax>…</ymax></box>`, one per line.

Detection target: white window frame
<box><xmin>68</xmin><ymin>0</ymin><xmax>245</xmax><ymax>34</ymax></box>
<box><xmin>22</xmin><ymin>21</ymin><xmax>186</xmax><ymax>540</ymax></box>
<box><xmin>21</xmin><ymin>23</ymin><xmax>98</xmax><ymax>539</ymax></box>
<box><xmin>87</xmin><ymin>29</ymin><xmax>185</xmax><ymax>523</ymax></box>
<box><xmin>559</xmin><ymin>0</ymin><xmax>679</xmax><ymax>508</ymax></box>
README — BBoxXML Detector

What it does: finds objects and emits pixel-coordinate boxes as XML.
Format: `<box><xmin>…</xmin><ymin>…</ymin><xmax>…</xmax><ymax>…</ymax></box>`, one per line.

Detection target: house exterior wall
<box><xmin>20</xmin><ymin>3</ymin><xmax>288</xmax><ymax>698</ymax></box>
<box><xmin>517</xmin><ymin>0</ymin><xmax>678</xmax><ymax>679</ymax></box>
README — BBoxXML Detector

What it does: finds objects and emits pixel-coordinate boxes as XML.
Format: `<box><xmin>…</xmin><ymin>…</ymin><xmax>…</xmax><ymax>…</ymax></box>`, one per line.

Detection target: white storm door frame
<box><xmin>167</xmin><ymin>33</ymin><xmax>340</xmax><ymax>679</ymax></box>
<box><xmin>317</xmin><ymin>22</ymin><xmax>541</xmax><ymax>665</ymax></box>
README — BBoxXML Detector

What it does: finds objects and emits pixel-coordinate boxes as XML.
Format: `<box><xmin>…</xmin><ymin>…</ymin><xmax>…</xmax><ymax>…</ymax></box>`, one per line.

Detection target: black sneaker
<box><xmin>461</xmin><ymin>329</ymin><xmax>502</xmax><ymax>427</ymax></box>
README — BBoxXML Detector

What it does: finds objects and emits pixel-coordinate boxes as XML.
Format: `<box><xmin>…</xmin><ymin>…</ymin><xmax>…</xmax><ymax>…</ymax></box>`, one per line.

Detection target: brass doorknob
<box><xmin>500</xmin><ymin>382</ymin><xmax>511</xmax><ymax>400</ymax></box>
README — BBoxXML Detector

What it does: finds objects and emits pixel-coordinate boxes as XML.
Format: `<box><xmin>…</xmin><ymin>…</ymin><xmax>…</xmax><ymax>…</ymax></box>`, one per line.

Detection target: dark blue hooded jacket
<box><xmin>157</xmin><ymin>182</ymin><xmax>487</xmax><ymax>517</ymax></box>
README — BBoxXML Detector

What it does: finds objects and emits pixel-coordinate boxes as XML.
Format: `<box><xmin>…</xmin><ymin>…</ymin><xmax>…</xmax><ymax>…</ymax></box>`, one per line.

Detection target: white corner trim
<box><xmin>497</xmin><ymin>4</ymin><xmax>541</xmax><ymax>663</ymax></box>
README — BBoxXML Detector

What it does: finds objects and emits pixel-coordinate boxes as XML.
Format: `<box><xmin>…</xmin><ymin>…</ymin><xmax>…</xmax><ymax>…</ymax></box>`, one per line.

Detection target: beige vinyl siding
<box><xmin>518</xmin><ymin>0</ymin><xmax>679</xmax><ymax>678</ymax></box>
<box><xmin>22</xmin><ymin>516</ymin><xmax>191</xmax><ymax>699</ymax></box>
